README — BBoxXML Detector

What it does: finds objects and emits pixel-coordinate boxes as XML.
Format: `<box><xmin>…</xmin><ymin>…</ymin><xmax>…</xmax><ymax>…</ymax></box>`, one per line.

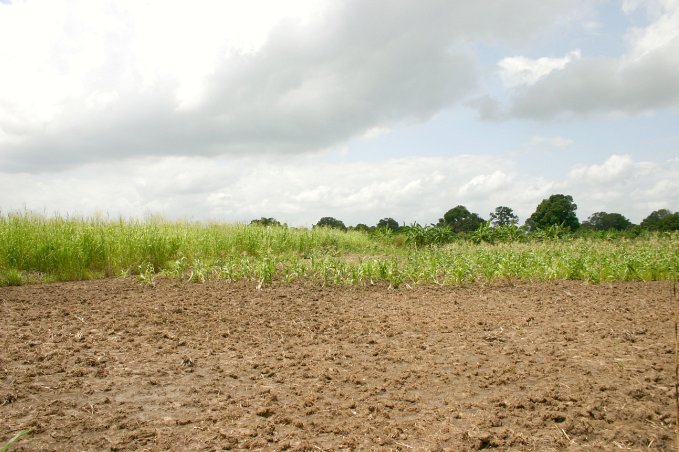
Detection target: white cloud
<box><xmin>638</xmin><ymin>177</ymin><xmax>679</xmax><ymax>205</ymax></box>
<box><xmin>569</xmin><ymin>154</ymin><xmax>635</xmax><ymax>184</ymax></box>
<box><xmin>458</xmin><ymin>170</ymin><xmax>515</xmax><ymax>199</ymax></box>
<box><xmin>0</xmin><ymin>154</ymin><xmax>521</xmax><ymax>225</ymax></box>
<box><xmin>1</xmin><ymin>153</ymin><xmax>675</xmax><ymax>225</ymax></box>
<box><xmin>498</xmin><ymin>49</ymin><xmax>581</xmax><ymax>88</ymax></box>
<box><xmin>500</xmin><ymin>1</ymin><xmax>679</xmax><ymax>119</ymax></box>
<box><xmin>565</xmin><ymin>154</ymin><xmax>679</xmax><ymax>220</ymax></box>
<box><xmin>625</xmin><ymin>0</ymin><xmax>679</xmax><ymax>60</ymax></box>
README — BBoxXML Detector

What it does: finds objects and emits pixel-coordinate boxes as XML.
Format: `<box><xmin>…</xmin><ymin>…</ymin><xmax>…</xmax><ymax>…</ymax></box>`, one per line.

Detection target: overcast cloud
<box><xmin>0</xmin><ymin>0</ymin><xmax>677</xmax><ymax>224</ymax></box>
<box><xmin>0</xmin><ymin>0</ymin><xmax>595</xmax><ymax>171</ymax></box>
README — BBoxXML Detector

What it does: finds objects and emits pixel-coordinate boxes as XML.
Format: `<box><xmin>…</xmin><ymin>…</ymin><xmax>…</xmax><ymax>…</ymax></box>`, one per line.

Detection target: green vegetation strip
<box><xmin>0</xmin><ymin>213</ymin><xmax>676</xmax><ymax>287</ymax></box>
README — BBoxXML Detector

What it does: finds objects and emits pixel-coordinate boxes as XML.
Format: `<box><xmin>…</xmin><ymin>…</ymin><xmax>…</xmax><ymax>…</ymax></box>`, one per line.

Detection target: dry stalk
<box><xmin>556</xmin><ymin>425</ymin><xmax>575</xmax><ymax>445</ymax></box>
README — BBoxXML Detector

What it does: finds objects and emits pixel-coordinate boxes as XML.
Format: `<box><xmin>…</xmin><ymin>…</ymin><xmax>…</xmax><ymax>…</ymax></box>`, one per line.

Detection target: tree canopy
<box><xmin>376</xmin><ymin>217</ymin><xmax>399</xmax><ymax>231</ymax></box>
<box><xmin>526</xmin><ymin>194</ymin><xmax>580</xmax><ymax>231</ymax></box>
<box><xmin>582</xmin><ymin>212</ymin><xmax>632</xmax><ymax>231</ymax></box>
<box><xmin>315</xmin><ymin>217</ymin><xmax>347</xmax><ymax>231</ymax></box>
<box><xmin>250</xmin><ymin>217</ymin><xmax>282</xmax><ymax>227</ymax></box>
<box><xmin>280</xmin><ymin>204</ymin><xmax>678</xmax><ymax>235</ymax></box>
<box><xmin>438</xmin><ymin>205</ymin><xmax>485</xmax><ymax>233</ymax></box>
<box><xmin>489</xmin><ymin>206</ymin><xmax>519</xmax><ymax>227</ymax></box>
<box><xmin>640</xmin><ymin>209</ymin><xmax>679</xmax><ymax>231</ymax></box>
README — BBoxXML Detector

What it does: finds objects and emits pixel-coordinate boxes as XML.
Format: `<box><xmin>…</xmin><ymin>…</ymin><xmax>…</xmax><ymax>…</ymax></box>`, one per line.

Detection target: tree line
<box><xmin>251</xmin><ymin>194</ymin><xmax>679</xmax><ymax>233</ymax></box>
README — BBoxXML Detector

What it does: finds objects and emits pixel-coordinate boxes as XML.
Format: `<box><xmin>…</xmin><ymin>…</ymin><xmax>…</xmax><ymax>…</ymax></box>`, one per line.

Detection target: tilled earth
<box><xmin>0</xmin><ymin>279</ymin><xmax>675</xmax><ymax>451</ymax></box>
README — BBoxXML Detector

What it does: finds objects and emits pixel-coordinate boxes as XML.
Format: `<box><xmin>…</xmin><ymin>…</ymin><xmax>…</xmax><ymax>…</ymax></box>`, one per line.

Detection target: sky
<box><xmin>0</xmin><ymin>0</ymin><xmax>677</xmax><ymax>226</ymax></box>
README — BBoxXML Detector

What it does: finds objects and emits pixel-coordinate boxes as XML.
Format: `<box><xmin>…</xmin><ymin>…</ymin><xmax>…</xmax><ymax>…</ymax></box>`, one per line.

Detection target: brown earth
<box><xmin>0</xmin><ymin>279</ymin><xmax>676</xmax><ymax>451</ymax></box>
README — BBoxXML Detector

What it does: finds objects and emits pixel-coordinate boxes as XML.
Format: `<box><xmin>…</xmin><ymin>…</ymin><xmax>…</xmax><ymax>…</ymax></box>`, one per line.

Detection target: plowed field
<box><xmin>1</xmin><ymin>279</ymin><xmax>675</xmax><ymax>451</ymax></box>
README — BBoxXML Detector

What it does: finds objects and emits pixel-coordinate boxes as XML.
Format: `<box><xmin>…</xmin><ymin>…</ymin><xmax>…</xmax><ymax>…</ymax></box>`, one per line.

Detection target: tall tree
<box><xmin>438</xmin><ymin>205</ymin><xmax>485</xmax><ymax>233</ymax></box>
<box><xmin>489</xmin><ymin>206</ymin><xmax>519</xmax><ymax>227</ymax></box>
<box><xmin>640</xmin><ymin>209</ymin><xmax>679</xmax><ymax>231</ymax></box>
<box><xmin>526</xmin><ymin>194</ymin><xmax>580</xmax><ymax>231</ymax></box>
<box><xmin>582</xmin><ymin>212</ymin><xmax>632</xmax><ymax>231</ymax></box>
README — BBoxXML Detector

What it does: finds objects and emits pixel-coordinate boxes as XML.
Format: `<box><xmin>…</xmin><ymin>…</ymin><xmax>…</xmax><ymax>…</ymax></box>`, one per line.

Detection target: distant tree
<box><xmin>315</xmin><ymin>217</ymin><xmax>347</xmax><ymax>231</ymax></box>
<box><xmin>250</xmin><ymin>217</ymin><xmax>282</xmax><ymax>227</ymax></box>
<box><xmin>489</xmin><ymin>206</ymin><xmax>519</xmax><ymax>227</ymax></box>
<box><xmin>353</xmin><ymin>223</ymin><xmax>371</xmax><ymax>232</ymax></box>
<box><xmin>582</xmin><ymin>212</ymin><xmax>632</xmax><ymax>231</ymax></box>
<box><xmin>437</xmin><ymin>205</ymin><xmax>485</xmax><ymax>233</ymax></box>
<box><xmin>640</xmin><ymin>209</ymin><xmax>679</xmax><ymax>231</ymax></box>
<box><xmin>526</xmin><ymin>194</ymin><xmax>580</xmax><ymax>231</ymax></box>
<box><xmin>376</xmin><ymin>217</ymin><xmax>399</xmax><ymax>232</ymax></box>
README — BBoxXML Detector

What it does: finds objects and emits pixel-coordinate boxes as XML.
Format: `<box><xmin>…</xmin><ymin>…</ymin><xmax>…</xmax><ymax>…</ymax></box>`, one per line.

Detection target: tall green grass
<box><xmin>0</xmin><ymin>212</ymin><xmax>676</xmax><ymax>287</ymax></box>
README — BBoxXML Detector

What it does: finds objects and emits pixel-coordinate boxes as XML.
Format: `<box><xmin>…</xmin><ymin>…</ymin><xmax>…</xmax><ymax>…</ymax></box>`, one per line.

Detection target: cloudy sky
<box><xmin>0</xmin><ymin>0</ymin><xmax>677</xmax><ymax>226</ymax></box>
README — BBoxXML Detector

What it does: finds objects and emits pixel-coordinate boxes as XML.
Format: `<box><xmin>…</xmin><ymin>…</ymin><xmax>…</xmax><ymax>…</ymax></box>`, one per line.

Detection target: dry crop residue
<box><xmin>0</xmin><ymin>279</ymin><xmax>675</xmax><ymax>450</ymax></box>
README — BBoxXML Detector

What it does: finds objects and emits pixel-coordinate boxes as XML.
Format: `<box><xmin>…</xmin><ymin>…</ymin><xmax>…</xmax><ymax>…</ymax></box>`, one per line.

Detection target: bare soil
<box><xmin>0</xmin><ymin>279</ymin><xmax>676</xmax><ymax>451</ymax></box>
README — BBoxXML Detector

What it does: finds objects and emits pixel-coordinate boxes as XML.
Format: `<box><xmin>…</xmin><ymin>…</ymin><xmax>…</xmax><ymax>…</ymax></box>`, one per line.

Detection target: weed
<box><xmin>0</xmin><ymin>269</ymin><xmax>23</xmax><ymax>287</ymax></box>
<box><xmin>136</xmin><ymin>262</ymin><xmax>155</xmax><ymax>286</ymax></box>
<box><xmin>1</xmin><ymin>429</ymin><xmax>31</xmax><ymax>452</ymax></box>
<box><xmin>188</xmin><ymin>259</ymin><xmax>210</xmax><ymax>283</ymax></box>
